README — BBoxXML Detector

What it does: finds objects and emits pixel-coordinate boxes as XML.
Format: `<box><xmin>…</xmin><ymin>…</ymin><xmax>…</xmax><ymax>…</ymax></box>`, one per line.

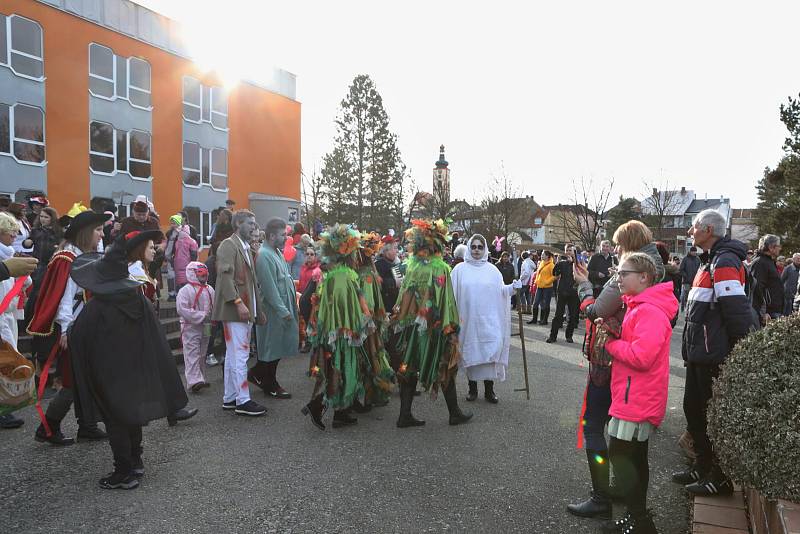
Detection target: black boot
<box><xmin>332</xmin><ymin>409</ymin><xmax>357</xmax><ymax>428</ymax></box>
<box><xmin>397</xmin><ymin>378</ymin><xmax>425</xmax><ymax>428</ymax></box>
<box><xmin>466</xmin><ymin>380</ymin><xmax>478</xmax><ymax>402</ymax></box>
<box><xmin>351</xmin><ymin>398</ymin><xmax>372</xmax><ymax>414</ymax></box>
<box><xmin>77</xmin><ymin>423</ymin><xmax>108</xmax><ymax>441</ymax></box>
<box><xmin>567</xmin><ymin>449</ymin><xmax>612</xmax><ymax>519</ymax></box>
<box><xmin>526</xmin><ymin>308</ymin><xmax>539</xmax><ymax>324</ymax></box>
<box><xmin>484</xmin><ymin>380</ymin><xmax>498</xmax><ymax>404</ymax></box>
<box><xmin>301</xmin><ymin>394</ymin><xmax>326</xmax><ymax>430</ymax></box>
<box><xmin>34</xmin><ymin>418</ymin><xmax>75</xmax><ymax>446</ymax></box>
<box><xmin>539</xmin><ymin>310</ymin><xmax>549</xmax><ymax>325</ymax></box>
<box><xmin>443</xmin><ymin>379</ymin><xmax>473</xmax><ymax>426</ymax></box>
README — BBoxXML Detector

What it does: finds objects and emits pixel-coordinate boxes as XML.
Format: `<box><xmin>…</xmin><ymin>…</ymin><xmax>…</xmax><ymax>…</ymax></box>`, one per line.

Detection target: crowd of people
<box><xmin>0</xmin><ymin>194</ymin><xmax>798</xmax><ymax>533</ymax></box>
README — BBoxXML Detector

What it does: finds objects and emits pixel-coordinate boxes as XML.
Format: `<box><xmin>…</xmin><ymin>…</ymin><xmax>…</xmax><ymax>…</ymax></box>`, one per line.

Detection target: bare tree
<box><xmin>477</xmin><ymin>163</ymin><xmax>526</xmax><ymax>241</ymax></box>
<box><xmin>301</xmin><ymin>166</ymin><xmax>325</xmax><ymax>233</ymax></box>
<box><xmin>640</xmin><ymin>178</ymin><xmax>687</xmax><ymax>240</ymax></box>
<box><xmin>562</xmin><ymin>177</ymin><xmax>615</xmax><ymax>251</ymax></box>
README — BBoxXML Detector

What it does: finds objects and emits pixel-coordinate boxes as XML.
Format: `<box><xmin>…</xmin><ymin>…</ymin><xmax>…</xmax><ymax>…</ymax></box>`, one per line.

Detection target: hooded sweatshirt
<box><xmin>605</xmin><ymin>282</ymin><xmax>678</xmax><ymax>427</ymax></box>
<box><xmin>176</xmin><ymin>261</ymin><xmax>214</xmax><ymax>326</ymax></box>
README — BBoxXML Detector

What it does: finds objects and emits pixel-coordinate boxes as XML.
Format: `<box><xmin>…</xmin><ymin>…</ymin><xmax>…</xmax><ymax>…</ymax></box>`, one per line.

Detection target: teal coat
<box><xmin>255</xmin><ymin>245</ymin><xmax>299</xmax><ymax>362</ymax></box>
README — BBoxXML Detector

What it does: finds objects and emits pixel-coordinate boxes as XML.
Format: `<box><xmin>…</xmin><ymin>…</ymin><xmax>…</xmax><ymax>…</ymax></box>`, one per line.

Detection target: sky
<box><xmin>135</xmin><ymin>0</ymin><xmax>800</xmax><ymax>209</ymax></box>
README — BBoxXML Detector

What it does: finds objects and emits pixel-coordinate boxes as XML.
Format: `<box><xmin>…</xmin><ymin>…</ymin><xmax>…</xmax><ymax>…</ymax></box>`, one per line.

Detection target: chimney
<box><xmin>681</xmin><ymin>186</ymin><xmax>686</xmax><ymax>195</ymax></box>
<box><xmin>652</xmin><ymin>187</ymin><xmax>658</xmax><ymax>196</ymax></box>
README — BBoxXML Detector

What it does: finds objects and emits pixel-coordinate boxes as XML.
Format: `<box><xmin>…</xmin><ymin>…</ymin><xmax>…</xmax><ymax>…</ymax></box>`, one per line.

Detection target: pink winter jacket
<box><xmin>173</xmin><ymin>228</ymin><xmax>198</xmax><ymax>286</ymax></box>
<box><xmin>605</xmin><ymin>282</ymin><xmax>678</xmax><ymax>428</ymax></box>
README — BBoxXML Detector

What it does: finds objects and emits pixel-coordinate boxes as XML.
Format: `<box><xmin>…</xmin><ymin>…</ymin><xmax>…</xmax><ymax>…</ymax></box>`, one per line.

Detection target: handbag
<box><xmin>0</xmin><ymin>340</ymin><xmax>35</xmax><ymax>416</ymax></box>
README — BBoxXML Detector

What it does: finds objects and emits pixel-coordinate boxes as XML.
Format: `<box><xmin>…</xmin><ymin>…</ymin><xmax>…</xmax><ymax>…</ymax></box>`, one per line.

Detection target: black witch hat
<box><xmin>70</xmin><ymin>238</ymin><xmax>143</xmax><ymax>295</ymax></box>
<box><xmin>63</xmin><ymin>211</ymin><xmax>112</xmax><ymax>241</ymax></box>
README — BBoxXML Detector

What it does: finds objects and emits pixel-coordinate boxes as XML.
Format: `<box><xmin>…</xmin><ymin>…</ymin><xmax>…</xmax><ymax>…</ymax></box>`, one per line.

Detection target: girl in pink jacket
<box><xmin>600</xmin><ymin>252</ymin><xmax>678</xmax><ymax>534</ymax></box>
<box><xmin>177</xmin><ymin>262</ymin><xmax>214</xmax><ymax>392</ymax></box>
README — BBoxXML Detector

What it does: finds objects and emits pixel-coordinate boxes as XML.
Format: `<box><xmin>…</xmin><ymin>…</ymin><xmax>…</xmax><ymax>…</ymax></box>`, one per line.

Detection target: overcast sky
<box><xmin>137</xmin><ymin>0</ymin><xmax>800</xmax><ymax>208</ymax></box>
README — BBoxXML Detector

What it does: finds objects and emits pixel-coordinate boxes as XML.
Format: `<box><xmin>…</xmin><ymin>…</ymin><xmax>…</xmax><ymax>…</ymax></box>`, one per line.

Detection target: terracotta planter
<box><xmin>746</xmin><ymin>487</ymin><xmax>800</xmax><ymax>534</ymax></box>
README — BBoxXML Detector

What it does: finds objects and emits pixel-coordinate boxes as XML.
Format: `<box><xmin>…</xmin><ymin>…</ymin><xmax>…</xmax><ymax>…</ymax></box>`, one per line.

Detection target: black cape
<box><xmin>69</xmin><ymin>290</ymin><xmax>188</xmax><ymax>426</ymax></box>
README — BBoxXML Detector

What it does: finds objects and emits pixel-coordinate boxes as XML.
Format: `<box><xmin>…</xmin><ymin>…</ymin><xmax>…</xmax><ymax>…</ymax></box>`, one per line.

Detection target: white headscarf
<box><xmin>453</xmin><ymin>243</ymin><xmax>468</xmax><ymax>260</ymax></box>
<box><xmin>465</xmin><ymin>234</ymin><xmax>489</xmax><ymax>266</ymax></box>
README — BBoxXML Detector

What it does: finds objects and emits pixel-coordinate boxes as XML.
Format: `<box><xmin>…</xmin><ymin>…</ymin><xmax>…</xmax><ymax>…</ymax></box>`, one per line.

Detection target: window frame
<box><xmin>2</xmin><ymin>14</ymin><xmax>45</xmax><ymax>82</ymax></box>
<box><xmin>0</xmin><ymin>102</ymin><xmax>47</xmax><ymax>166</ymax></box>
<box><xmin>209</xmin><ymin>147</ymin><xmax>228</xmax><ymax>192</ymax></box>
<box><xmin>87</xmin><ymin>43</ymin><xmax>153</xmax><ymax>111</ymax></box>
<box><xmin>181</xmin><ymin>141</ymin><xmax>229</xmax><ymax>192</ymax></box>
<box><xmin>89</xmin><ymin>121</ymin><xmax>153</xmax><ymax>181</ymax></box>
<box><xmin>127</xmin><ymin>128</ymin><xmax>152</xmax><ymax>180</ymax></box>
<box><xmin>182</xmin><ymin>140</ymin><xmax>202</xmax><ymax>187</ymax></box>
<box><xmin>182</xmin><ymin>75</ymin><xmax>229</xmax><ymax>131</ymax></box>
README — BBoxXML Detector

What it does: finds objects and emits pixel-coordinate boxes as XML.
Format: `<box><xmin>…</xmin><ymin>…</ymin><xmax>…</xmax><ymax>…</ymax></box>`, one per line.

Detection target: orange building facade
<box><xmin>0</xmin><ymin>0</ymin><xmax>300</xmax><ymax>243</ymax></box>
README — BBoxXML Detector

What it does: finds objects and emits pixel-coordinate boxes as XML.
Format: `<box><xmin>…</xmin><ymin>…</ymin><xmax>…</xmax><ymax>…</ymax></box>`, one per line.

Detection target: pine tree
<box><xmin>754</xmin><ymin>94</ymin><xmax>800</xmax><ymax>250</ymax></box>
<box><xmin>321</xmin><ymin>74</ymin><xmax>405</xmax><ymax>232</ymax></box>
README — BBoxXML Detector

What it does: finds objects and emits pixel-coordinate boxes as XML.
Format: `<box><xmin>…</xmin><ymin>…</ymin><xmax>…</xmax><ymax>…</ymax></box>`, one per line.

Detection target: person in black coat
<box><xmin>547</xmin><ymin>244</ymin><xmax>579</xmax><ymax>344</ymax></box>
<box><xmin>374</xmin><ymin>238</ymin><xmax>401</xmax><ymax>312</ymax></box>
<box><xmin>750</xmin><ymin>234</ymin><xmax>785</xmax><ymax>321</ymax></box>
<box><xmin>587</xmin><ymin>240</ymin><xmax>615</xmax><ymax>298</ymax></box>
<box><xmin>69</xmin><ymin>240</ymin><xmax>189</xmax><ymax>490</ymax></box>
<box><xmin>496</xmin><ymin>251</ymin><xmax>516</xmax><ymax>285</ymax></box>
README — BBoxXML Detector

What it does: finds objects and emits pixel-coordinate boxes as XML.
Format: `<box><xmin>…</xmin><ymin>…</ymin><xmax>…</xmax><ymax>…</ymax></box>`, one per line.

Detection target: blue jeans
<box><xmin>583</xmin><ymin>379</ymin><xmax>612</xmax><ymax>452</ymax></box>
<box><xmin>532</xmin><ymin>286</ymin><xmax>553</xmax><ymax>313</ymax></box>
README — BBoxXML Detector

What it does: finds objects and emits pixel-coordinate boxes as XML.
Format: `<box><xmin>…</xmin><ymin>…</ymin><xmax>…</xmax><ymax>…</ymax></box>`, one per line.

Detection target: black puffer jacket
<box><xmin>750</xmin><ymin>252</ymin><xmax>784</xmax><ymax>316</ymax></box>
<box><xmin>682</xmin><ymin>237</ymin><xmax>753</xmax><ymax>365</ymax></box>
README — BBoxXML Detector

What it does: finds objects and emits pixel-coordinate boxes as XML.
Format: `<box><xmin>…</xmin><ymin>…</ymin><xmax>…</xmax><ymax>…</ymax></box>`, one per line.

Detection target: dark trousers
<box><xmin>683</xmin><ymin>362</ymin><xmax>720</xmax><ymax>471</ymax></box>
<box><xmin>107</xmin><ymin>422</ymin><xmax>143</xmax><ymax>475</ymax></box>
<box><xmin>44</xmin><ymin>387</ymin><xmax>94</xmax><ymax>430</ymax></box>
<box><xmin>251</xmin><ymin>359</ymin><xmax>281</xmax><ymax>390</ymax></box>
<box><xmin>532</xmin><ymin>287</ymin><xmax>553</xmax><ymax>314</ymax></box>
<box><xmin>583</xmin><ymin>379</ymin><xmax>612</xmax><ymax>452</ymax></box>
<box><xmin>609</xmin><ymin>436</ymin><xmax>650</xmax><ymax>516</ymax></box>
<box><xmin>550</xmin><ymin>291</ymin><xmax>579</xmax><ymax>338</ymax></box>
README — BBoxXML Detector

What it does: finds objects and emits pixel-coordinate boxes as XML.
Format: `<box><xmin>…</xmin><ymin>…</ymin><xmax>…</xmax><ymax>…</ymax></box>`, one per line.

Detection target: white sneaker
<box><xmin>206</xmin><ymin>354</ymin><xmax>220</xmax><ymax>367</ymax></box>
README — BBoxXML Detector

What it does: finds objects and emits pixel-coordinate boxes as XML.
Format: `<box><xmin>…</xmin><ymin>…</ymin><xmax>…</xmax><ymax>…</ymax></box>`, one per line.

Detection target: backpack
<box><xmin>709</xmin><ymin>260</ymin><xmax>761</xmax><ymax>333</ymax></box>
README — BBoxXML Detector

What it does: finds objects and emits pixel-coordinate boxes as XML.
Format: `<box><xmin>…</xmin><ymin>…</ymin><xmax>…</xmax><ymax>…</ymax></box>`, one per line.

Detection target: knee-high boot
<box><xmin>396</xmin><ymin>377</ymin><xmax>425</xmax><ymax>428</ymax></box>
<box><xmin>566</xmin><ymin>449</ymin><xmax>612</xmax><ymax>519</ymax></box>
<box><xmin>443</xmin><ymin>378</ymin><xmax>473</xmax><ymax>426</ymax></box>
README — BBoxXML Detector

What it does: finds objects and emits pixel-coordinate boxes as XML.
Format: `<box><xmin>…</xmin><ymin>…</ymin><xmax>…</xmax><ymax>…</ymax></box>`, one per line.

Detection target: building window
<box><xmin>88</xmin><ymin>43</ymin><xmax>151</xmax><ymax>109</ymax></box>
<box><xmin>89</xmin><ymin>121</ymin><xmax>151</xmax><ymax>179</ymax></box>
<box><xmin>0</xmin><ymin>102</ymin><xmax>46</xmax><ymax>165</ymax></box>
<box><xmin>0</xmin><ymin>14</ymin><xmax>44</xmax><ymax>80</ymax></box>
<box><xmin>182</xmin><ymin>141</ymin><xmax>228</xmax><ymax>190</ymax></box>
<box><xmin>182</xmin><ymin>76</ymin><xmax>228</xmax><ymax>130</ymax></box>
<box><xmin>201</xmin><ymin>211</ymin><xmax>212</xmax><ymax>246</ymax></box>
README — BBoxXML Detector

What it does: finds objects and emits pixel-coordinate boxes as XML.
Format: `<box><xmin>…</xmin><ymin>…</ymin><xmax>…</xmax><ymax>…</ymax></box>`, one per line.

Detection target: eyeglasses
<box><xmin>617</xmin><ymin>270</ymin><xmax>644</xmax><ymax>277</ymax></box>
<box><xmin>470</xmin><ymin>244</ymin><xmax>484</xmax><ymax>250</ymax></box>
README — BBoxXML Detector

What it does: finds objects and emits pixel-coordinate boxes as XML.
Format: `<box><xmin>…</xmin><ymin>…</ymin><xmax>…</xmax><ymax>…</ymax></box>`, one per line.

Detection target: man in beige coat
<box><xmin>212</xmin><ymin>210</ymin><xmax>267</xmax><ymax>416</ymax></box>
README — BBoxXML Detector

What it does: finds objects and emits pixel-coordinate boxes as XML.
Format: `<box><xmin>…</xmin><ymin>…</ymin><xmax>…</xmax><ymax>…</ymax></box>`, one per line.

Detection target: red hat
<box><xmin>380</xmin><ymin>235</ymin><xmax>398</xmax><ymax>245</ymax></box>
<box><xmin>28</xmin><ymin>196</ymin><xmax>49</xmax><ymax>207</ymax></box>
<box><xmin>132</xmin><ymin>201</ymin><xmax>149</xmax><ymax>213</ymax></box>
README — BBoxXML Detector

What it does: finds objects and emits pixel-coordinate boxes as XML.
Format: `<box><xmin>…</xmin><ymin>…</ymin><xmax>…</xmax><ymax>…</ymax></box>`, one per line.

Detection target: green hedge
<box><xmin>708</xmin><ymin>314</ymin><xmax>800</xmax><ymax>501</ymax></box>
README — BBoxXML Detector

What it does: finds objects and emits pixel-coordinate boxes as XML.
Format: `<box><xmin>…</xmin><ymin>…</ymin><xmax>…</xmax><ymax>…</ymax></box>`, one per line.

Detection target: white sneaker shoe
<box><xmin>206</xmin><ymin>354</ymin><xmax>220</xmax><ymax>367</ymax></box>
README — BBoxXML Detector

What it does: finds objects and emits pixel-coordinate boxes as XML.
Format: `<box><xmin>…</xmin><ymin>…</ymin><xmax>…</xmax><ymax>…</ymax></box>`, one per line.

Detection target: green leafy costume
<box><xmin>307</xmin><ymin>264</ymin><xmax>370</xmax><ymax>410</ymax></box>
<box><xmin>392</xmin><ymin>254</ymin><xmax>461</xmax><ymax>393</ymax></box>
<box><xmin>357</xmin><ymin>262</ymin><xmax>395</xmax><ymax>403</ymax></box>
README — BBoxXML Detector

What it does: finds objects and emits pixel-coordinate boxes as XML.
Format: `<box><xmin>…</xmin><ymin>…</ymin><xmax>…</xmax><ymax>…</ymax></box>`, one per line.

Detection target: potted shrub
<box><xmin>708</xmin><ymin>314</ymin><xmax>800</xmax><ymax>502</ymax></box>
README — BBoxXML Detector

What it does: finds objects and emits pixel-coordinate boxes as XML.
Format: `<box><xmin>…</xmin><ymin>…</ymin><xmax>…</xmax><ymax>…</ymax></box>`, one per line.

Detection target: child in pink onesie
<box><xmin>176</xmin><ymin>262</ymin><xmax>215</xmax><ymax>393</ymax></box>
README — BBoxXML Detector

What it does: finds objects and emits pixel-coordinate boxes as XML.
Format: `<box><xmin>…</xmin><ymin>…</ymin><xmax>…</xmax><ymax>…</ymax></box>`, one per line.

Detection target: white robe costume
<box><xmin>451</xmin><ymin>234</ymin><xmax>516</xmax><ymax>382</ymax></box>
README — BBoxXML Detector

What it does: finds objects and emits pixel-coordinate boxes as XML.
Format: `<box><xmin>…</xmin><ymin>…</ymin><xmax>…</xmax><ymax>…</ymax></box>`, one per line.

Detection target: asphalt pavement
<box><xmin>1</xmin><ymin>315</ymin><xmax>691</xmax><ymax>534</ymax></box>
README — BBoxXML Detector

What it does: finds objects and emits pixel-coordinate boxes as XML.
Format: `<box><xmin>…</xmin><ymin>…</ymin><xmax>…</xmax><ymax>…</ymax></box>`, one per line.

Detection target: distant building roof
<box><xmin>640</xmin><ymin>189</ymin><xmax>695</xmax><ymax>216</ymax></box>
<box><xmin>731</xmin><ymin>208</ymin><xmax>756</xmax><ymax>218</ymax></box>
<box><xmin>686</xmin><ymin>198</ymin><xmax>729</xmax><ymax>213</ymax></box>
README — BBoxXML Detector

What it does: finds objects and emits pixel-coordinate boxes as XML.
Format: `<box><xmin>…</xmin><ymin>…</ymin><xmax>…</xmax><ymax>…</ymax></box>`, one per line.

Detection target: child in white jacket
<box><xmin>0</xmin><ymin>213</ymin><xmax>31</xmax><ymax>349</ymax></box>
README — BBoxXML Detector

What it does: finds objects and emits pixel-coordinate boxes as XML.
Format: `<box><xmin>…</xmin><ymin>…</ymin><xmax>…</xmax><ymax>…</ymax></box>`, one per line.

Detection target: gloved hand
<box><xmin>5</xmin><ymin>257</ymin><xmax>38</xmax><ymax>277</ymax></box>
<box><xmin>512</xmin><ymin>279</ymin><xmax>523</xmax><ymax>290</ymax></box>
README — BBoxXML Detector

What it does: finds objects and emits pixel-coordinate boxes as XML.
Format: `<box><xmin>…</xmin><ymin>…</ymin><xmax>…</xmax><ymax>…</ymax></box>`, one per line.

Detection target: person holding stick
<box><xmin>451</xmin><ymin>234</ymin><xmax>521</xmax><ymax>403</ymax></box>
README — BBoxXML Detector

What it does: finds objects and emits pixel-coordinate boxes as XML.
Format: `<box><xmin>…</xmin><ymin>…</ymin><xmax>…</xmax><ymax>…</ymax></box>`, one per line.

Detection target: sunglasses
<box><xmin>470</xmin><ymin>244</ymin><xmax>485</xmax><ymax>250</ymax></box>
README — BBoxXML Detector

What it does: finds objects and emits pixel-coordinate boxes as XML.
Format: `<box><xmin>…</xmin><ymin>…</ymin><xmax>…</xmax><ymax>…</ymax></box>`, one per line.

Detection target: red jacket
<box><xmin>605</xmin><ymin>282</ymin><xmax>678</xmax><ymax>427</ymax></box>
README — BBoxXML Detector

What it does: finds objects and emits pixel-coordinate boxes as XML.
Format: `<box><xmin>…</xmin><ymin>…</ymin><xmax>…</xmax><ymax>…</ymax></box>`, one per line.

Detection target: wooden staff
<box><xmin>512</xmin><ymin>287</ymin><xmax>531</xmax><ymax>400</ymax></box>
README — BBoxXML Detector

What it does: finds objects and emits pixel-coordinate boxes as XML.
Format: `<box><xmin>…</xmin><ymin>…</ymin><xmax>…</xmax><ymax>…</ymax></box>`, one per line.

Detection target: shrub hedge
<box><xmin>708</xmin><ymin>314</ymin><xmax>800</xmax><ymax>501</ymax></box>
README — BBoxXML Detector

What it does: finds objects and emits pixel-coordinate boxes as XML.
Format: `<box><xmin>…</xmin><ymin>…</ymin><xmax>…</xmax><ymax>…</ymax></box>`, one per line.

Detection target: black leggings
<box><xmin>609</xmin><ymin>436</ymin><xmax>650</xmax><ymax>516</ymax></box>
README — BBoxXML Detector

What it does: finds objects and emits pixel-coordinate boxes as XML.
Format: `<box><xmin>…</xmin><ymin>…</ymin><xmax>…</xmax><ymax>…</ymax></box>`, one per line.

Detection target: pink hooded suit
<box><xmin>176</xmin><ymin>261</ymin><xmax>215</xmax><ymax>388</ymax></box>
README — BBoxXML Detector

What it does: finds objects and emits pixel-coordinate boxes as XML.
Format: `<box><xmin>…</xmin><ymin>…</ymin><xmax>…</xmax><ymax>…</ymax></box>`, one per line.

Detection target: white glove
<box><xmin>512</xmin><ymin>279</ymin><xmax>523</xmax><ymax>290</ymax></box>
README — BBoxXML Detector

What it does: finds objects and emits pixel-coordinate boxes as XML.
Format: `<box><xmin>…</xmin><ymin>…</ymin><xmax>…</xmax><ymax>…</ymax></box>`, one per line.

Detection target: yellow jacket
<box><xmin>534</xmin><ymin>259</ymin><xmax>556</xmax><ymax>288</ymax></box>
